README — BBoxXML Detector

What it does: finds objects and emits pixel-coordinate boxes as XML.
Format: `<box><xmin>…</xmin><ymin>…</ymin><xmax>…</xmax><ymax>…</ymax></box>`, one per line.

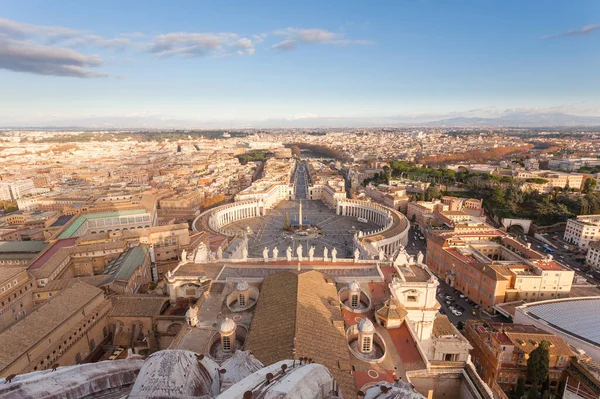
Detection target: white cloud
<box><xmin>146</xmin><ymin>32</ymin><xmax>256</xmax><ymax>58</ymax></box>
<box><xmin>272</xmin><ymin>27</ymin><xmax>373</xmax><ymax>51</ymax></box>
<box><xmin>541</xmin><ymin>24</ymin><xmax>600</xmax><ymax>39</ymax></box>
<box><xmin>0</xmin><ymin>37</ymin><xmax>107</xmax><ymax>78</ymax></box>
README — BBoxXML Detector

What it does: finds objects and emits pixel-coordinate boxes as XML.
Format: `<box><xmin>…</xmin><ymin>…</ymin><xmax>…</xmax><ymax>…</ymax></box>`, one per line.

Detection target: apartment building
<box><xmin>585</xmin><ymin>241</ymin><xmax>600</xmax><ymax>269</ymax></box>
<box><xmin>514</xmin><ymin>170</ymin><xmax>585</xmax><ymax>193</ymax></box>
<box><xmin>564</xmin><ymin>215</ymin><xmax>600</xmax><ymax>250</ymax></box>
<box><xmin>427</xmin><ymin>231</ymin><xmax>574</xmax><ymax>312</ymax></box>
<box><xmin>0</xmin><ymin>179</ymin><xmax>35</xmax><ymax>201</ymax></box>
<box><xmin>0</xmin><ymin>282</ymin><xmax>111</xmax><ymax>377</ymax></box>
<box><xmin>0</xmin><ymin>266</ymin><xmax>36</xmax><ymax>330</ymax></box>
<box><xmin>465</xmin><ymin>321</ymin><xmax>573</xmax><ymax>397</ymax></box>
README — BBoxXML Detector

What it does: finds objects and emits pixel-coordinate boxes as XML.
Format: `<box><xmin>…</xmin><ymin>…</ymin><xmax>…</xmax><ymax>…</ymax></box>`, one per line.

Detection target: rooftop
<box><xmin>58</xmin><ymin>209</ymin><xmax>149</xmax><ymax>239</ymax></box>
<box><xmin>109</xmin><ymin>295</ymin><xmax>168</xmax><ymax>317</ymax></box>
<box><xmin>517</xmin><ymin>297</ymin><xmax>600</xmax><ymax>348</ymax></box>
<box><xmin>0</xmin><ymin>281</ymin><xmax>104</xmax><ymax>373</ymax></box>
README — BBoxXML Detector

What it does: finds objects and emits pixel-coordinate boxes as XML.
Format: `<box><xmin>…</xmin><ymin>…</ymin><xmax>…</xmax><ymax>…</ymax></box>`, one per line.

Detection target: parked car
<box><xmin>459</xmin><ymin>294</ymin><xmax>466</xmax><ymax>298</ymax></box>
<box><xmin>445</xmin><ymin>295</ymin><xmax>453</xmax><ymax>300</ymax></box>
<box><xmin>453</xmin><ymin>310</ymin><xmax>463</xmax><ymax>317</ymax></box>
<box><xmin>439</xmin><ymin>309</ymin><xmax>446</xmax><ymax>315</ymax></box>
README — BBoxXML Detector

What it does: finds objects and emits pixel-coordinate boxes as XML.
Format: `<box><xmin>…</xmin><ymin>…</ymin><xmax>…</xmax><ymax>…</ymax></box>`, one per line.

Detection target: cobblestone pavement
<box><xmin>225</xmin><ymin>199</ymin><xmax>380</xmax><ymax>259</ymax></box>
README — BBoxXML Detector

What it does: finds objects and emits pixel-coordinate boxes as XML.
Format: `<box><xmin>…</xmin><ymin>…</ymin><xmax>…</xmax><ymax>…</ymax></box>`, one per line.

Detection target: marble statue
<box><xmin>323</xmin><ymin>247</ymin><xmax>329</xmax><ymax>261</ymax></box>
<box><xmin>394</xmin><ymin>249</ymin><xmax>409</xmax><ymax>267</ymax></box>
<box><xmin>378</xmin><ymin>248</ymin><xmax>385</xmax><ymax>260</ymax></box>
<box><xmin>180</xmin><ymin>249</ymin><xmax>187</xmax><ymax>262</ymax></box>
<box><xmin>241</xmin><ymin>246</ymin><xmax>248</xmax><ymax>261</ymax></box>
<box><xmin>216</xmin><ymin>246</ymin><xmax>223</xmax><ymax>260</ymax></box>
<box><xmin>354</xmin><ymin>248</ymin><xmax>360</xmax><ymax>263</ymax></box>
<box><xmin>417</xmin><ymin>251</ymin><xmax>424</xmax><ymax>264</ymax></box>
<box><xmin>286</xmin><ymin>246</ymin><xmax>292</xmax><ymax>261</ymax></box>
<box><xmin>263</xmin><ymin>247</ymin><xmax>269</xmax><ymax>262</ymax></box>
<box><xmin>194</xmin><ymin>242</ymin><xmax>209</xmax><ymax>264</ymax></box>
<box><xmin>331</xmin><ymin>247</ymin><xmax>337</xmax><ymax>262</ymax></box>
<box><xmin>308</xmin><ymin>246</ymin><xmax>315</xmax><ymax>262</ymax></box>
<box><xmin>296</xmin><ymin>244</ymin><xmax>303</xmax><ymax>262</ymax></box>
<box><xmin>272</xmin><ymin>247</ymin><xmax>279</xmax><ymax>260</ymax></box>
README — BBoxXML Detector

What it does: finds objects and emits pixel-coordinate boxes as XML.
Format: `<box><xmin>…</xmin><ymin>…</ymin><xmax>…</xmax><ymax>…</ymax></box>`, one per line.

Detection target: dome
<box><xmin>348</xmin><ymin>281</ymin><xmax>361</xmax><ymax>292</ymax></box>
<box><xmin>236</xmin><ymin>280</ymin><xmax>249</xmax><ymax>291</ymax></box>
<box><xmin>185</xmin><ymin>306</ymin><xmax>198</xmax><ymax>318</ymax></box>
<box><xmin>358</xmin><ymin>318</ymin><xmax>375</xmax><ymax>334</ymax></box>
<box><xmin>220</xmin><ymin>317</ymin><xmax>236</xmax><ymax>334</ymax></box>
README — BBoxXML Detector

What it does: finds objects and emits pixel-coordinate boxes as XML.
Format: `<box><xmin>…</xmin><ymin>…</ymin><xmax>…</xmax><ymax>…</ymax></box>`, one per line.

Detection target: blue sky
<box><xmin>0</xmin><ymin>0</ymin><xmax>599</xmax><ymax>126</ymax></box>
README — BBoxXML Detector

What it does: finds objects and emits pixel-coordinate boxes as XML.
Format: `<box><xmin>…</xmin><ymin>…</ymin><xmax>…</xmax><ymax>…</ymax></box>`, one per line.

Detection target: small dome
<box><xmin>358</xmin><ymin>318</ymin><xmax>375</xmax><ymax>334</ymax></box>
<box><xmin>348</xmin><ymin>281</ymin><xmax>361</xmax><ymax>292</ymax></box>
<box><xmin>236</xmin><ymin>280</ymin><xmax>249</xmax><ymax>291</ymax></box>
<box><xmin>219</xmin><ymin>318</ymin><xmax>236</xmax><ymax>334</ymax></box>
<box><xmin>185</xmin><ymin>307</ymin><xmax>198</xmax><ymax>318</ymax></box>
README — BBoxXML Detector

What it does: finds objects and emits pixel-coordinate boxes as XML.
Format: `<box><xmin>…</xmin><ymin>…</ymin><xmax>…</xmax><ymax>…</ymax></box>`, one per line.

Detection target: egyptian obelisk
<box><xmin>298</xmin><ymin>201</ymin><xmax>303</xmax><ymax>227</ymax></box>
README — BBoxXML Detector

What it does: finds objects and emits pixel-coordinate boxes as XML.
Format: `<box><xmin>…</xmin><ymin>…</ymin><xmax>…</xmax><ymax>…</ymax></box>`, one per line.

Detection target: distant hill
<box><xmin>423</xmin><ymin>112</ymin><xmax>600</xmax><ymax>127</ymax></box>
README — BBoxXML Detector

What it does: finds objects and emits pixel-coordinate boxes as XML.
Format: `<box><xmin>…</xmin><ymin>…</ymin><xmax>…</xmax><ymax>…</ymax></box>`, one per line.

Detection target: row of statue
<box><xmin>262</xmin><ymin>245</ymin><xmax>346</xmax><ymax>262</ymax></box>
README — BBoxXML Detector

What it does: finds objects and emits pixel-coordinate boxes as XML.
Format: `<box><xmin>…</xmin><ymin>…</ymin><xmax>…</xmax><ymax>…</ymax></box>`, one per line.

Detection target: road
<box><xmin>512</xmin><ymin>234</ymin><xmax>596</xmax><ymax>281</ymax></box>
<box><xmin>293</xmin><ymin>161</ymin><xmax>308</xmax><ymax>200</ymax></box>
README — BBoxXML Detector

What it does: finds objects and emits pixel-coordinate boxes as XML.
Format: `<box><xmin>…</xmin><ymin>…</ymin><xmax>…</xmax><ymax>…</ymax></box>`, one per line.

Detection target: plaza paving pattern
<box><xmin>224</xmin><ymin>199</ymin><xmax>380</xmax><ymax>259</ymax></box>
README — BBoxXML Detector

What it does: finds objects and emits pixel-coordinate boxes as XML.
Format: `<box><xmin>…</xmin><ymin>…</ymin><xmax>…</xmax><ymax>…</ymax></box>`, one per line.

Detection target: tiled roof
<box><xmin>245</xmin><ymin>270</ymin><xmax>355</xmax><ymax>399</ymax></box>
<box><xmin>109</xmin><ymin>295</ymin><xmax>168</xmax><ymax>317</ymax></box>
<box><xmin>0</xmin><ymin>282</ymin><xmax>104</xmax><ymax>373</ymax></box>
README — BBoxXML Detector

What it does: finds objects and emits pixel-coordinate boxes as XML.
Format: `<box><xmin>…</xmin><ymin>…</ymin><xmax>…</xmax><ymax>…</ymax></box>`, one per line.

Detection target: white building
<box><xmin>0</xmin><ymin>180</ymin><xmax>35</xmax><ymax>201</ymax></box>
<box><xmin>585</xmin><ymin>241</ymin><xmax>600</xmax><ymax>269</ymax></box>
<box><xmin>564</xmin><ymin>215</ymin><xmax>600</xmax><ymax>249</ymax></box>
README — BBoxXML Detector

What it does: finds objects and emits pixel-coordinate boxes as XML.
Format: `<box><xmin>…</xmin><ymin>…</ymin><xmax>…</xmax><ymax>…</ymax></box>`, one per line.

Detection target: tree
<box><xmin>516</xmin><ymin>378</ymin><xmax>526</xmax><ymax>398</ymax></box>
<box><xmin>527</xmin><ymin>385</ymin><xmax>538</xmax><ymax>399</ymax></box>
<box><xmin>457</xmin><ymin>321</ymin><xmax>464</xmax><ymax>330</ymax></box>
<box><xmin>425</xmin><ymin>185</ymin><xmax>442</xmax><ymax>201</ymax></box>
<box><xmin>541</xmin><ymin>390</ymin><xmax>549</xmax><ymax>399</ymax></box>
<box><xmin>527</xmin><ymin>341</ymin><xmax>551</xmax><ymax>386</ymax></box>
<box><xmin>283</xmin><ymin>213</ymin><xmax>292</xmax><ymax>232</ymax></box>
<box><xmin>541</xmin><ymin>378</ymin><xmax>550</xmax><ymax>396</ymax></box>
<box><xmin>583</xmin><ymin>177</ymin><xmax>598</xmax><ymax>195</ymax></box>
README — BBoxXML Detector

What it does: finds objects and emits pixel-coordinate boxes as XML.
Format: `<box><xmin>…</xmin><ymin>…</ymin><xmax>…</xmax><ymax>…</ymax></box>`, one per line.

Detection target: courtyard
<box><xmin>225</xmin><ymin>199</ymin><xmax>380</xmax><ymax>259</ymax></box>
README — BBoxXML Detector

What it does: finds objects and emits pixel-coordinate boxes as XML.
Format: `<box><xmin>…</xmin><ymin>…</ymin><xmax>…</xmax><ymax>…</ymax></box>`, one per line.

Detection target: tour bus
<box><xmin>357</xmin><ymin>217</ymin><xmax>368</xmax><ymax>223</ymax></box>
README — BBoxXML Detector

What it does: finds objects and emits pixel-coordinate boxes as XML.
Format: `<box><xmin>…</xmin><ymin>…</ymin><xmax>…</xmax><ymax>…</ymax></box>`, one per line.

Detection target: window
<box><xmin>362</xmin><ymin>336</ymin><xmax>371</xmax><ymax>352</ymax></box>
<box><xmin>13</xmin><ymin>280</ymin><xmax>17</xmax><ymax>285</ymax></box>
<box><xmin>222</xmin><ymin>335</ymin><xmax>231</xmax><ymax>352</ymax></box>
<box><xmin>351</xmin><ymin>294</ymin><xmax>359</xmax><ymax>308</ymax></box>
<box><xmin>239</xmin><ymin>294</ymin><xmax>246</xmax><ymax>307</ymax></box>
<box><xmin>407</xmin><ymin>295</ymin><xmax>417</xmax><ymax>302</ymax></box>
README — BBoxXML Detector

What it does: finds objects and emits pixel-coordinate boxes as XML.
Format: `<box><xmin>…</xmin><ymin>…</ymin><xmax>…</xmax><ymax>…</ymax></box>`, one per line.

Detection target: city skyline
<box><xmin>1</xmin><ymin>0</ymin><xmax>599</xmax><ymax>126</ymax></box>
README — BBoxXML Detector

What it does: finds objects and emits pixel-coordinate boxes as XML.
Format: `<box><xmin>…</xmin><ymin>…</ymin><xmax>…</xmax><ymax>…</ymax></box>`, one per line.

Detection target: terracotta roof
<box><xmin>245</xmin><ymin>270</ymin><xmax>356</xmax><ymax>399</ymax></box>
<box><xmin>33</xmin><ymin>275</ymin><xmax>110</xmax><ymax>292</ymax></box>
<box><xmin>504</xmin><ymin>332</ymin><xmax>573</xmax><ymax>357</ymax></box>
<box><xmin>377</xmin><ymin>298</ymin><xmax>408</xmax><ymax>321</ymax></box>
<box><xmin>0</xmin><ymin>281</ymin><xmax>104</xmax><ymax>374</ymax></box>
<box><xmin>432</xmin><ymin>315</ymin><xmax>457</xmax><ymax>337</ymax></box>
<box><xmin>109</xmin><ymin>295</ymin><xmax>168</xmax><ymax>317</ymax></box>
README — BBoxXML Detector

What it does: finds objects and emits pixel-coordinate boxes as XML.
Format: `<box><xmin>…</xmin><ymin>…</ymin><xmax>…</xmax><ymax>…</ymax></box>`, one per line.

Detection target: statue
<box><xmin>394</xmin><ymin>249</ymin><xmax>409</xmax><ymax>267</ymax></box>
<box><xmin>331</xmin><ymin>247</ymin><xmax>337</xmax><ymax>262</ymax></box>
<box><xmin>417</xmin><ymin>251</ymin><xmax>424</xmax><ymax>264</ymax></box>
<box><xmin>180</xmin><ymin>249</ymin><xmax>187</xmax><ymax>262</ymax></box>
<box><xmin>194</xmin><ymin>242</ymin><xmax>209</xmax><ymax>264</ymax></box>
<box><xmin>308</xmin><ymin>246</ymin><xmax>315</xmax><ymax>262</ymax></box>
<box><xmin>263</xmin><ymin>247</ymin><xmax>269</xmax><ymax>262</ymax></box>
<box><xmin>241</xmin><ymin>246</ymin><xmax>248</xmax><ymax>261</ymax></box>
<box><xmin>378</xmin><ymin>248</ymin><xmax>385</xmax><ymax>260</ymax></box>
<box><xmin>296</xmin><ymin>244</ymin><xmax>303</xmax><ymax>262</ymax></box>
<box><xmin>286</xmin><ymin>246</ymin><xmax>292</xmax><ymax>261</ymax></box>
<box><xmin>323</xmin><ymin>247</ymin><xmax>329</xmax><ymax>261</ymax></box>
<box><xmin>354</xmin><ymin>248</ymin><xmax>360</xmax><ymax>263</ymax></box>
<box><xmin>273</xmin><ymin>247</ymin><xmax>279</xmax><ymax>260</ymax></box>
<box><xmin>216</xmin><ymin>246</ymin><xmax>223</xmax><ymax>260</ymax></box>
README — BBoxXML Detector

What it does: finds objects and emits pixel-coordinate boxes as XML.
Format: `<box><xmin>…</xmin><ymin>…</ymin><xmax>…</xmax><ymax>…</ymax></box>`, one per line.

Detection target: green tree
<box><xmin>541</xmin><ymin>390</ymin><xmax>549</xmax><ymax>399</ymax></box>
<box><xmin>516</xmin><ymin>378</ymin><xmax>526</xmax><ymax>398</ymax></box>
<box><xmin>583</xmin><ymin>177</ymin><xmax>598</xmax><ymax>195</ymax></box>
<box><xmin>527</xmin><ymin>341</ymin><xmax>551</xmax><ymax>386</ymax></box>
<box><xmin>425</xmin><ymin>185</ymin><xmax>442</xmax><ymax>201</ymax></box>
<box><xmin>283</xmin><ymin>213</ymin><xmax>292</xmax><ymax>232</ymax></box>
<box><xmin>527</xmin><ymin>385</ymin><xmax>538</xmax><ymax>399</ymax></box>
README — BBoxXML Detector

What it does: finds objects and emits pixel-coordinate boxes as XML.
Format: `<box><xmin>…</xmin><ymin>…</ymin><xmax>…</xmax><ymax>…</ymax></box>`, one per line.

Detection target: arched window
<box><xmin>239</xmin><ymin>294</ymin><xmax>246</xmax><ymax>307</ymax></box>
<box><xmin>362</xmin><ymin>336</ymin><xmax>371</xmax><ymax>352</ymax></box>
<box><xmin>222</xmin><ymin>335</ymin><xmax>231</xmax><ymax>352</ymax></box>
<box><xmin>351</xmin><ymin>294</ymin><xmax>359</xmax><ymax>308</ymax></box>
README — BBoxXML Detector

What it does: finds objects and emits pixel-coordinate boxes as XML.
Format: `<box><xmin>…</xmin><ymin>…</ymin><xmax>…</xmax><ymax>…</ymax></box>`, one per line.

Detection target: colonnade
<box><xmin>207</xmin><ymin>200</ymin><xmax>264</xmax><ymax>235</ymax></box>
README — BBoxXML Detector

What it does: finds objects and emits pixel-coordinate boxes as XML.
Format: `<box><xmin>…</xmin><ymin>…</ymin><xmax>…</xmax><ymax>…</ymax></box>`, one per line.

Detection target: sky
<box><xmin>0</xmin><ymin>0</ymin><xmax>599</xmax><ymax>127</ymax></box>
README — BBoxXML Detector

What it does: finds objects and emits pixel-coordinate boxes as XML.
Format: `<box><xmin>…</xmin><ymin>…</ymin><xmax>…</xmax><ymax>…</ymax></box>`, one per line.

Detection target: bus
<box><xmin>357</xmin><ymin>217</ymin><xmax>368</xmax><ymax>223</ymax></box>
<box><xmin>543</xmin><ymin>244</ymin><xmax>555</xmax><ymax>254</ymax></box>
